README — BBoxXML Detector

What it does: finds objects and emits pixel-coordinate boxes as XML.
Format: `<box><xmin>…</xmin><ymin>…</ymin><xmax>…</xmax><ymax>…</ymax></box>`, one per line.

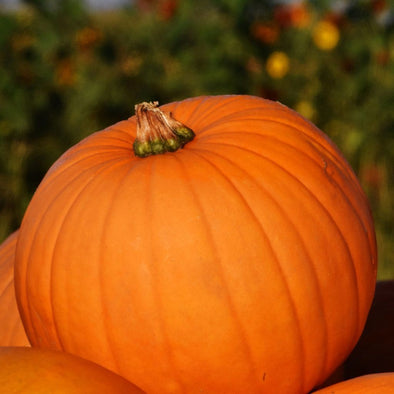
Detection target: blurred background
<box><xmin>0</xmin><ymin>0</ymin><xmax>393</xmax><ymax>278</ymax></box>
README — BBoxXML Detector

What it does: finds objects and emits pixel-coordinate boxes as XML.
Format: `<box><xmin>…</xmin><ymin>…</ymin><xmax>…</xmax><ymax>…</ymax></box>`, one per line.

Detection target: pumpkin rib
<box><xmin>39</xmin><ymin>152</ymin><xmax>130</xmax><ymax>199</ymax></box>
<box><xmin>199</xmin><ymin>138</ymin><xmax>368</xmax><ymax>284</ymax></box>
<box><xmin>197</xmin><ymin>118</ymin><xmax>359</xmax><ymax>194</ymax></box>
<box><xmin>221</xmin><ymin>130</ymin><xmax>374</xmax><ymax>272</ymax></box>
<box><xmin>48</xmin><ymin>166</ymin><xmax>119</xmax><ymax>353</ymax></box>
<box><xmin>206</xmin><ymin>138</ymin><xmax>375</xmax><ymax>334</ymax></box>
<box><xmin>91</xmin><ymin>153</ymin><xmax>189</xmax><ymax>390</ymax></box>
<box><xmin>174</xmin><ymin>152</ymin><xmax>262</xmax><ymax>390</ymax></box>
<box><xmin>148</xmin><ymin>157</ymin><xmax>189</xmax><ymax>393</ymax></box>
<box><xmin>182</xmin><ymin>149</ymin><xmax>314</xmax><ymax>391</ymax></box>
<box><xmin>195</xmin><ymin>140</ymin><xmax>358</xmax><ymax>271</ymax></box>
<box><xmin>189</xmin><ymin>148</ymin><xmax>336</xmax><ymax>391</ymax></box>
<box><xmin>19</xmin><ymin>158</ymin><xmax>131</xmax><ymax>348</ymax></box>
<box><xmin>193</xmin><ymin>107</ymin><xmax>358</xmax><ymax>194</ymax></box>
<box><xmin>95</xmin><ymin>159</ymin><xmax>163</xmax><ymax>375</ymax></box>
<box><xmin>86</xmin><ymin>162</ymin><xmax>138</xmax><ymax>372</ymax></box>
<box><xmin>173</xmin><ymin>95</ymin><xmax>247</xmax><ymax>128</ymax></box>
<box><xmin>191</xmin><ymin>144</ymin><xmax>363</xmax><ymax>381</ymax></box>
<box><xmin>49</xmin><ymin>159</ymin><xmax>135</xmax><ymax>366</ymax></box>
<box><xmin>170</xmin><ymin>95</ymin><xmax>215</xmax><ymax>126</ymax></box>
<box><xmin>195</xmin><ymin>121</ymin><xmax>356</xmax><ymax>199</ymax></box>
<box><xmin>197</xmin><ymin>128</ymin><xmax>333</xmax><ymax>180</ymax></box>
<box><xmin>184</xmin><ymin>97</ymin><xmax>278</xmax><ymax>135</ymax></box>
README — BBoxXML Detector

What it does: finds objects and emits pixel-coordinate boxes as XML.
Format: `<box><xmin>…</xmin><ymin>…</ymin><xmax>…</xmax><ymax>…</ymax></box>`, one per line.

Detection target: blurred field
<box><xmin>0</xmin><ymin>0</ymin><xmax>393</xmax><ymax>278</ymax></box>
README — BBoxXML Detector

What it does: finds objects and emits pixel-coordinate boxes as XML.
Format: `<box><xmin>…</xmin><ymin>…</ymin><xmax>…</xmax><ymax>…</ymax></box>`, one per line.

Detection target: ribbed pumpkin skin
<box><xmin>0</xmin><ymin>231</ymin><xmax>29</xmax><ymax>346</ymax></box>
<box><xmin>312</xmin><ymin>373</ymin><xmax>394</xmax><ymax>393</ymax></box>
<box><xmin>15</xmin><ymin>95</ymin><xmax>377</xmax><ymax>393</ymax></box>
<box><xmin>0</xmin><ymin>346</ymin><xmax>144</xmax><ymax>393</ymax></box>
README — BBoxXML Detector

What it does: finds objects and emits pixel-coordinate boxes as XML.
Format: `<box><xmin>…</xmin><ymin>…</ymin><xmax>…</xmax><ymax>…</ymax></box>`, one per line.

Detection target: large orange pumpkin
<box><xmin>312</xmin><ymin>372</ymin><xmax>394</xmax><ymax>393</ymax></box>
<box><xmin>15</xmin><ymin>95</ymin><xmax>377</xmax><ymax>393</ymax></box>
<box><xmin>0</xmin><ymin>231</ymin><xmax>29</xmax><ymax>346</ymax></box>
<box><xmin>0</xmin><ymin>346</ymin><xmax>144</xmax><ymax>392</ymax></box>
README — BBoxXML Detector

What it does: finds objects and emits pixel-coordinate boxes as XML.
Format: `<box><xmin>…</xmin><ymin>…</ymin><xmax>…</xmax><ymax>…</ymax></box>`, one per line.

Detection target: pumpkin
<box><xmin>0</xmin><ymin>346</ymin><xmax>144</xmax><ymax>393</ymax></box>
<box><xmin>344</xmin><ymin>280</ymin><xmax>394</xmax><ymax>378</ymax></box>
<box><xmin>0</xmin><ymin>231</ymin><xmax>29</xmax><ymax>346</ymax></box>
<box><xmin>15</xmin><ymin>95</ymin><xmax>377</xmax><ymax>393</ymax></box>
<box><xmin>312</xmin><ymin>372</ymin><xmax>394</xmax><ymax>393</ymax></box>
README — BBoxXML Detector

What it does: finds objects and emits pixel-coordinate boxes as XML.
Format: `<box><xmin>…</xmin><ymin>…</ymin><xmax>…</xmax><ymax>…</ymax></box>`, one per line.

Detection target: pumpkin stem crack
<box><xmin>133</xmin><ymin>101</ymin><xmax>195</xmax><ymax>158</ymax></box>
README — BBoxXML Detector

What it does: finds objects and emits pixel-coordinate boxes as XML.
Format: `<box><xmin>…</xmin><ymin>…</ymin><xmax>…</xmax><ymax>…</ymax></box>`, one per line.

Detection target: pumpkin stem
<box><xmin>133</xmin><ymin>101</ymin><xmax>195</xmax><ymax>158</ymax></box>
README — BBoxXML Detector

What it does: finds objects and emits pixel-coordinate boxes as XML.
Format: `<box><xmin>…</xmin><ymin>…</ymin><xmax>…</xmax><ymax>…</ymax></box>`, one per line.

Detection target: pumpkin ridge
<box><xmin>18</xmin><ymin>159</ymin><xmax>130</xmax><ymax>348</ymax></box>
<box><xmin>171</xmin><ymin>96</ymin><xmax>215</xmax><ymax>126</ymax></box>
<box><xmin>197</xmin><ymin>115</ymin><xmax>354</xmax><ymax>188</ymax></box>
<box><xmin>191</xmin><ymin>144</ymin><xmax>370</xmax><ymax>382</ymax></box>
<box><xmin>191</xmin><ymin>105</ymin><xmax>289</xmax><ymax>137</ymax></box>
<box><xmin>188</xmin><ymin>148</ymin><xmax>318</xmax><ymax>392</ymax></box>
<box><xmin>40</xmin><ymin>153</ymin><xmax>131</xmax><ymax>196</ymax></box>
<box><xmin>49</xmin><ymin>159</ymin><xmax>135</xmax><ymax>358</ymax></box>
<box><xmin>174</xmin><ymin>151</ymin><xmax>263</xmax><ymax>390</ymax></box>
<box><xmin>199</xmin><ymin>137</ymin><xmax>373</xmax><ymax>275</ymax></box>
<box><xmin>95</xmin><ymin>160</ymin><xmax>144</xmax><ymax>374</ymax></box>
<box><xmin>178</xmin><ymin>95</ymin><xmax>248</xmax><ymax>127</ymax></box>
<box><xmin>210</xmin><ymin>110</ymin><xmax>346</xmax><ymax>174</ymax></box>
<box><xmin>148</xmin><ymin>157</ymin><xmax>188</xmax><ymax>393</ymax></box>
<box><xmin>195</xmin><ymin>129</ymin><xmax>336</xmax><ymax>178</ymax></box>
<box><xmin>215</xmin><ymin>144</ymin><xmax>371</xmax><ymax>348</ymax></box>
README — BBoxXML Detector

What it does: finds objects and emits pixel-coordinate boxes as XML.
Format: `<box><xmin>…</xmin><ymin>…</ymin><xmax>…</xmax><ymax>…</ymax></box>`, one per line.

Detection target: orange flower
<box><xmin>55</xmin><ymin>59</ymin><xmax>75</xmax><ymax>87</ymax></box>
<box><xmin>159</xmin><ymin>0</ymin><xmax>178</xmax><ymax>20</ymax></box>
<box><xmin>75</xmin><ymin>27</ymin><xmax>102</xmax><ymax>51</ymax></box>
<box><xmin>251</xmin><ymin>22</ymin><xmax>279</xmax><ymax>44</ymax></box>
<box><xmin>274</xmin><ymin>2</ymin><xmax>311</xmax><ymax>29</ymax></box>
<box><xmin>313</xmin><ymin>21</ymin><xmax>340</xmax><ymax>51</ymax></box>
<box><xmin>266</xmin><ymin>51</ymin><xmax>290</xmax><ymax>79</ymax></box>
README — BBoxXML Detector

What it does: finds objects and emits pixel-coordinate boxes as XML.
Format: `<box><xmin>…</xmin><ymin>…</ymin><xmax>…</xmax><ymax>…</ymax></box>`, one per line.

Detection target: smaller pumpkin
<box><xmin>312</xmin><ymin>372</ymin><xmax>394</xmax><ymax>393</ymax></box>
<box><xmin>0</xmin><ymin>231</ymin><xmax>29</xmax><ymax>346</ymax></box>
<box><xmin>344</xmin><ymin>280</ymin><xmax>394</xmax><ymax>378</ymax></box>
<box><xmin>0</xmin><ymin>346</ymin><xmax>145</xmax><ymax>393</ymax></box>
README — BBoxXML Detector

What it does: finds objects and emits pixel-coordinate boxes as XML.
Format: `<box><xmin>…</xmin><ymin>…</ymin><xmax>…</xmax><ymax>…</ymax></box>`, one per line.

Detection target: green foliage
<box><xmin>0</xmin><ymin>0</ymin><xmax>393</xmax><ymax>277</ymax></box>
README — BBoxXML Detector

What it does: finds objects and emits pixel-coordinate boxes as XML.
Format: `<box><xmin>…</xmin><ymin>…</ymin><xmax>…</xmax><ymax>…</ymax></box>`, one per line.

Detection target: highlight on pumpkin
<box><xmin>133</xmin><ymin>101</ymin><xmax>195</xmax><ymax>158</ymax></box>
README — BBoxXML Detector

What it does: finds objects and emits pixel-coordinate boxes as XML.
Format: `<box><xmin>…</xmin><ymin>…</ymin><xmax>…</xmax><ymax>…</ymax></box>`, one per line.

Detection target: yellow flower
<box><xmin>313</xmin><ymin>20</ymin><xmax>340</xmax><ymax>51</ymax></box>
<box><xmin>266</xmin><ymin>51</ymin><xmax>290</xmax><ymax>79</ymax></box>
<box><xmin>295</xmin><ymin>101</ymin><xmax>315</xmax><ymax>120</ymax></box>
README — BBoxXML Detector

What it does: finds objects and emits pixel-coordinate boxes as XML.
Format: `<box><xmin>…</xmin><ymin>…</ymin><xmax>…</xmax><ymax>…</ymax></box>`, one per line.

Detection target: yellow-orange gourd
<box><xmin>0</xmin><ymin>346</ymin><xmax>144</xmax><ymax>393</ymax></box>
<box><xmin>15</xmin><ymin>95</ymin><xmax>377</xmax><ymax>393</ymax></box>
<box><xmin>312</xmin><ymin>372</ymin><xmax>394</xmax><ymax>393</ymax></box>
